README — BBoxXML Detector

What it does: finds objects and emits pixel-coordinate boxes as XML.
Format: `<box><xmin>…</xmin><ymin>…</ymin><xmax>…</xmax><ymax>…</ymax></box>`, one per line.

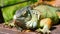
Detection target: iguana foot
<box><xmin>41</xmin><ymin>28</ymin><xmax>51</xmax><ymax>34</ymax></box>
<box><xmin>3</xmin><ymin>22</ymin><xmax>15</xmax><ymax>27</ymax></box>
<box><xmin>37</xmin><ymin>18</ymin><xmax>52</xmax><ymax>34</ymax></box>
<box><xmin>8</xmin><ymin>22</ymin><xmax>15</xmax><ymax>27</ymax></box>
<box><xmin>36</xmin><ymin>28</ymin><xmax>51</xmax><ymax>34</ymax></box>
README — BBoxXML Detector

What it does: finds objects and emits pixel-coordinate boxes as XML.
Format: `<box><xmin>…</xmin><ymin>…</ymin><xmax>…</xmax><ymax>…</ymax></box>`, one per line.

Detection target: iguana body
<box><xmin>32</xmin><ymin>4</ymin><xmax>60</xmax><ymax>34</ymax></box>
<box><xmin>11</xmin><ymin>4</ymin><xmax>60</xmax><ymax>34</ymax></box>
<box><xmin>33</xmin><ymin>5</ymin><xmax>59</xmax><ymax>24</ymax></box>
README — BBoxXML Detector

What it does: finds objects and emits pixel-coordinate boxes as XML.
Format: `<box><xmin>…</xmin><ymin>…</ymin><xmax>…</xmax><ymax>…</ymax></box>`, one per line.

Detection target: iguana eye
<box><xmin>22</xmin><ymin>11</ymin><xmax>26</xmax><ymax>16</ymax></box>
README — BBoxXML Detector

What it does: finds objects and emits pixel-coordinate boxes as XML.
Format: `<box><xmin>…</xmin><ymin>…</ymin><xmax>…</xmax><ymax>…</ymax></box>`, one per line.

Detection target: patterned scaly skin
<box><xmin>33</xmin><ymin>4</ymin><xmax>59</xmax><ymax>34</ymax></box>
<box><xmin>11</xmin><ymin>5</ymin><xmax>60</xmax><ymax>34</ymax></box>
<box><xmin>26</xmin><ymin>10</ymin><xmax>40</xmax><ymax>29</ymax></box>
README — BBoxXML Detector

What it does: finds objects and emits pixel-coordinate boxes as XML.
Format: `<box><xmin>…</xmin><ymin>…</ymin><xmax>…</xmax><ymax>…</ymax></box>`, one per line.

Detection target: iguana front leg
<box><xmin>36</xmin><ymin>18</ymin><xmax>52</xmax><ymax>34</ymax></box>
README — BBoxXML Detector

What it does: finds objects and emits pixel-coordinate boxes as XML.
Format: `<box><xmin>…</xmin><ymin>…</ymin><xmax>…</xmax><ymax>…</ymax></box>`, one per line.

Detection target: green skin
<box><xmin>26</xmin><ymin>5</ymin><xmax>60</xmax><ymax>34</ymax></box>
<box><xmin>9</xmin><ymin>4</ymin><xmax>60</xmax><ymax>34</ymax></box>
<box><xmin>33</xmin><ymin>5</ymin><xmax>59</xmax><ymax>24</ymax></box>
<box><xmin>26</xmin><ymin>10</ymin><xmax>39</xmax><ymax>29</ymax></box>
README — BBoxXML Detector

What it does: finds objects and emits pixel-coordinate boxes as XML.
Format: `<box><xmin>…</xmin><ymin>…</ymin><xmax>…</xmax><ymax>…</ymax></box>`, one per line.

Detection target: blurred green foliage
<box><xmin>0</xmin><ymin>0</ymin><xmax>37</xmax><ymax>23</ymax></box>
<box><xmin>0</xmin><ymin>0</ymin><xmax>37</xmax><ymax>7</ymax></box>
<box><xmin>0</xmin><ymin>0</ymin><xmax>27</xmax><ymax>7</ymax></box>
<box><xmin>2</xmin><ymin>2</ymin><xmax>28</xmax><ymax>22</ymax></box>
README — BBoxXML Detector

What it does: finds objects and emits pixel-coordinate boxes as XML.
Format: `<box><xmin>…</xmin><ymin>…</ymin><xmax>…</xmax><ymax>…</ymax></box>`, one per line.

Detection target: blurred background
<box><xmin>0</xmin><ymin>0</ymin><xmax>60</xmax><ymax>23</ymax></box>
<box><xmin>0</xmin><ymin>0</ymin><xmax>37</xmax><ymax>23</ymax></box>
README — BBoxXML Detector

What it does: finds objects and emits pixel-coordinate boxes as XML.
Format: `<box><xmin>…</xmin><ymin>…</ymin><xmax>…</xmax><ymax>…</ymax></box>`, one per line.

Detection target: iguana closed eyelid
<box><xmin>22</xmin><ymin>11</ymin><xmax>26</xmax><ymax>15</ymax></box>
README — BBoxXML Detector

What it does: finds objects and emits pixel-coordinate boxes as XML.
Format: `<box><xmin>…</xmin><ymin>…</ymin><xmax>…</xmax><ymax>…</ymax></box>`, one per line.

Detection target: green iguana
<box><xmin>9</xmin><ymin>4</ymin><xmax>60</xmax><ymax>34</ymax></box>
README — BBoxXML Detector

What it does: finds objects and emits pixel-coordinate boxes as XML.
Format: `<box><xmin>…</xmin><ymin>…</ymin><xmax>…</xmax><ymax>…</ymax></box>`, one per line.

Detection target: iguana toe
<box><xmin>36</xmin><ymin>28</ymin><xmax>51</xmax><ymax>34</ymax></box>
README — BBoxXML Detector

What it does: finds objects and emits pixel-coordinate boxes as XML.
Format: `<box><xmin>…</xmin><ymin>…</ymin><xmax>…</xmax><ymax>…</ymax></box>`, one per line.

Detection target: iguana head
<box><xmin>13</xmin><ymin>6</ymin><xmax>32</xmax><ymax>27</ymax></box>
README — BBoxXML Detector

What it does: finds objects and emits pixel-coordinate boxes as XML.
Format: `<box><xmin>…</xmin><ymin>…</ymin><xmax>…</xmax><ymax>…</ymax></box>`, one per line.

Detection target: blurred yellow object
<box><xmin>40</xmin><ymin>18</ymin><xmax>52</xmax><ymax>29</ymax></box>
<box><xmin>25</xmin><ymin>30</ymin><xmax>31</xmax><ymax>32</ymax></box>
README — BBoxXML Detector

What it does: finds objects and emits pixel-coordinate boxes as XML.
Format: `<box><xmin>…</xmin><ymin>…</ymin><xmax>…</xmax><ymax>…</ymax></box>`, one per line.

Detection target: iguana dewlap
<box><xmin>26</xmin><ymin>9</ymin><xmax>41</xmax><ymax>29</ymax></box>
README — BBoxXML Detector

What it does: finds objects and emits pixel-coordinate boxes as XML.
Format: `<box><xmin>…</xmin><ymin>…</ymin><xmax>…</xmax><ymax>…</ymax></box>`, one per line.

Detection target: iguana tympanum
<box><xmin>9</xmin><ymin>4</ymin><xmax>60</xmax><ymax>34</ymax></box>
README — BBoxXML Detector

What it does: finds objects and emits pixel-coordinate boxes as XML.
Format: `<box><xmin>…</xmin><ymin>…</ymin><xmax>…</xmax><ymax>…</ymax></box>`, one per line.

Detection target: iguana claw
<box><xmin>8</xmin><ymin>22</ymin><xmax>15</xmax><ymax>27</ymax></box>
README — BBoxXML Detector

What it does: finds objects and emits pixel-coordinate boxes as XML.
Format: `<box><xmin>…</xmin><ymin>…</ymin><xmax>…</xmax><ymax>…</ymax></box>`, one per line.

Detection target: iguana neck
<box><xmin>31</xmin><ymin>13</ymin><xmax>38</xmax><ymax>21</ymax></box>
